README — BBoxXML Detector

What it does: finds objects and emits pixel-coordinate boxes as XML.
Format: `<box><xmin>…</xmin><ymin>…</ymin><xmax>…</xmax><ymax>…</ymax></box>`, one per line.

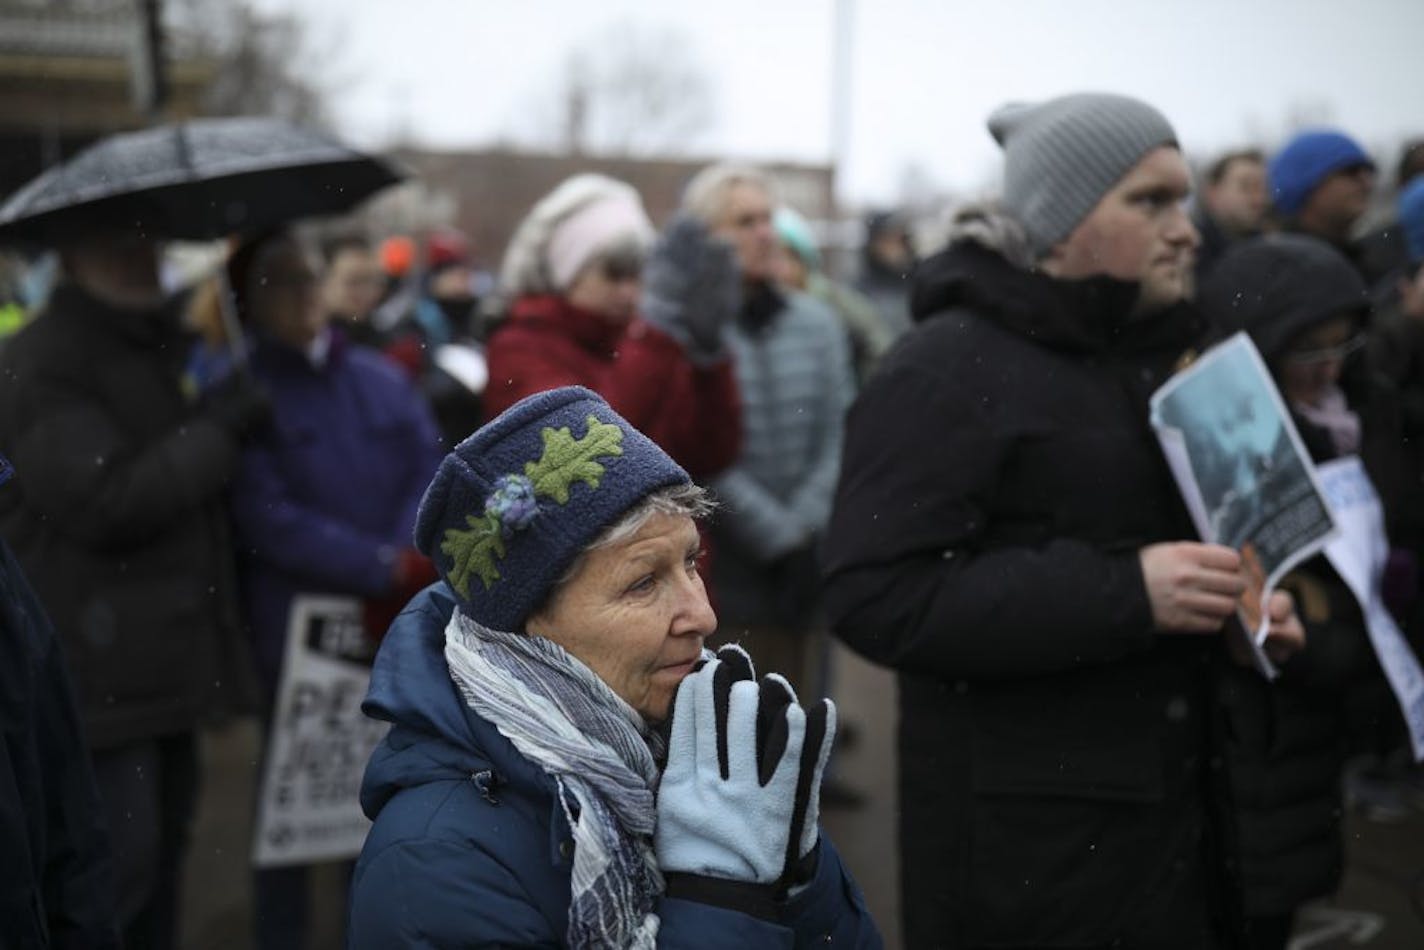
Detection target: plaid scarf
<box><xmin>444</xmin><ymin>611</ymin><xmax>664</xmax><ymax>949</ymax></box>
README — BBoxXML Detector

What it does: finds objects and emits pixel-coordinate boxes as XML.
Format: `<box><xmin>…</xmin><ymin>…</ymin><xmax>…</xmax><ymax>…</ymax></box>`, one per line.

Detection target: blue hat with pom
<box><xmin>415</xmin><ymin>386</ymin><xmax>690</xmax><ymax>631</ymax></box>
<box><xmin>1268</xmin><ymin>130</ymin><xmax>1374</xmax><ymax>217</ymax></box>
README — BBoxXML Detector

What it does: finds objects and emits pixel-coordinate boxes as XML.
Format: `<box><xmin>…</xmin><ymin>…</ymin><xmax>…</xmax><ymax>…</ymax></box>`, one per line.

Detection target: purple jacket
<box><xmin>231</xmin><ymin>330</ymin><xmax>444</xmax><ymax>691</ymax></box>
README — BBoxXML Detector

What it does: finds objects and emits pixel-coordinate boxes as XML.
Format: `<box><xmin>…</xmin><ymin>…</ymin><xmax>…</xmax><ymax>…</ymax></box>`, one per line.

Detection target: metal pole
<box><xmin>216</xmin><ymin>263</ymin><xmax>251</xmax><ymax>371</ymax></box>
<box><xmin>828</xmin><ymin>0</ymin><xmax>855</xmax><ymax>279</ymax></box>
<box><xmin>830</xmin><ymin>0</ymin><xmax>854</xmax><ymax>213</ymax></box>
<box><xmin>132</xmin><ymin>0</ymin><xmax>171</xmax><ymax>125</ymax></box>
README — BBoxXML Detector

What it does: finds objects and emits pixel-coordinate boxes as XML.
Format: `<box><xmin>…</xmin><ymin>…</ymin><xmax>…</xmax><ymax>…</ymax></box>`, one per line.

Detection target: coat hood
<box><xmin>1198</xmin><ymin>233</ymin><xmax>1369</xmax><ymax>361</ymax></box>
<box><xmin>358</xmin><ymin>583</ymin><xmax>553</xmax><ymax>819</ymax></box>
<box><xmin>911</xmin><ymin>204</ymin><xmax>1201</xmax><ymax>355</ymax></box>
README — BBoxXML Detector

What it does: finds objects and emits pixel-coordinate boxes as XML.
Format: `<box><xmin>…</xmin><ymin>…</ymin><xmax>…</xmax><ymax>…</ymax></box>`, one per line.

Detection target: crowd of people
<box><xmin>2</xmin><ymin>88</ymin><xmax>1424</xmax><ymax>950</ymax></box>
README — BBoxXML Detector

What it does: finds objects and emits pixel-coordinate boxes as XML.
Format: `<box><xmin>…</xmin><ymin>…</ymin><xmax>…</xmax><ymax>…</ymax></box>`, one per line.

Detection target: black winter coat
<box><xmin>1366</xmin><ymin>297</ymin><xmax>1424</xmax><ymax>557</ymax></box>
<box><xmin>1201</xmin><ymin>235</ymin><xmax>1412</xmax><ymax>919</ymax></box>
<box><xmin>0</xmin><ymin>284</ymin><xmax>254</xmax><ymax>748</ymax></box>
<box><xmin>0</xmin><ymin>455</ymin><xmax>118</xmax><ymax>949</ymax></box>
<box><xmin>824</xmin><ymin>239</ymin><xmax>1228</xmax><ymax>948</ymax></box>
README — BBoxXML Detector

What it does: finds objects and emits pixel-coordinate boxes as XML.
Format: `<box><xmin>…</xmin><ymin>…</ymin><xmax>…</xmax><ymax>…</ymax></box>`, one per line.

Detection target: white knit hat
<box><xmin>499</xmin><ymin>174</ymin><xmax>654</xmax><ymax>295</ymax></box>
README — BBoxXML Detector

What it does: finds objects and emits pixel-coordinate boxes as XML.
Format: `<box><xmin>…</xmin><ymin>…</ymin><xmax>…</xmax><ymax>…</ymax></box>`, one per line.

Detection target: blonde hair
<box><xmin>680</xmin><ymin>163</ymin><xmax>775</xmax><ymax>225</ymax></box>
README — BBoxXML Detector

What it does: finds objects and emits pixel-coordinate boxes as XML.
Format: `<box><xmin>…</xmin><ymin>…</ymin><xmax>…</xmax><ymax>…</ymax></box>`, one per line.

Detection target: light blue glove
<box><xmin>655</xmin><ymin>644</ymin><xmax>836</xmax><ymax>889</ymax></box>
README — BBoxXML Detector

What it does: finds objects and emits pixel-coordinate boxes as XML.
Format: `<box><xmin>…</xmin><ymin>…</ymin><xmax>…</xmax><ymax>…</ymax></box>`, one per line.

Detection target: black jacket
<box><xmin>0</xmin><ymin>454</ymin><xmax>118</xmax><ymax>949</ymax></box>
<box><xmin>1366</xmin><ymin>294</ymin><xmax>1424</xmax><ymax>556</ymax></box>
<box><xmin>0</xmin><ymin>284</ymin><xmax>254</xmax><ymax>748</ymax></box>
<box><xmin>824</xmin><ymin>237</ymin><xmax>1226</xmax><ymax>948</ymax></box>
<box><xmin>1201</xmin><ymin>235</ymin><xmax>1411</xmax><ymax>918</ymax></box>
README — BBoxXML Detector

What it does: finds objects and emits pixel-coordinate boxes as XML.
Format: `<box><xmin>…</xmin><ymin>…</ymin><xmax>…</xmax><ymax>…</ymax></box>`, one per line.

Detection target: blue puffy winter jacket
<box><xmin>348</xmin><ymin>584</ymin><xmax>882</xmax><ymax>948</ymax></box>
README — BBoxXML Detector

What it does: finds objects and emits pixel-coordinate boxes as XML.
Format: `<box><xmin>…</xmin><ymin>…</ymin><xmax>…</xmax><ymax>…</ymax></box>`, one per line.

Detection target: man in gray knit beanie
<box><xmin>824</xmin><ymin>90</ymin><xmax>1308</xmax><ymax>949</ymax></box>
<box><xmin>989</xmin><ymin>91</ymin><xmax>1198</xmax><ymax>312</ymax></box>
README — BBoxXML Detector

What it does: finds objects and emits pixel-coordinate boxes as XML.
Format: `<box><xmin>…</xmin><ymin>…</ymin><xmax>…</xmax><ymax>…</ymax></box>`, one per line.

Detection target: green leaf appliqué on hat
<box><xmin>440</xmin><ymin>415</ymin><xmax>625</xmax><ymax>597</ymax></box>
<box><xmin>525</xmin><ymin>415</ymin><xmax>624</xmax><ymax>503</ymax></box>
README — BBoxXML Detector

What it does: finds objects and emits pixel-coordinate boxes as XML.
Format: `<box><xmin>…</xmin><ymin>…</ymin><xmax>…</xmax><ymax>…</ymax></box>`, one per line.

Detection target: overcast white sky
<box><xmin>251</xmin><ymin>0</ymin><xmax>1422</xmax><ymax>206</ymax></box>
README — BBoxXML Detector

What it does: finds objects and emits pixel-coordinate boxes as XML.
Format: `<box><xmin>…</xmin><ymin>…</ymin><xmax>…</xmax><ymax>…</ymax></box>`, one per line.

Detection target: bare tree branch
<box><xmin>539</xmin><ymin>21</ymin><xmax>717</xmax><ymax>158</ymax></box>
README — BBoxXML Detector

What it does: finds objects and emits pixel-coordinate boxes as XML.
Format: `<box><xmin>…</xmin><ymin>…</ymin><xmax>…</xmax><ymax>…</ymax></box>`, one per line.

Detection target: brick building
<box><xmin>0</xmin><ymin>0</ymin><xmax>214</xmax><ymax>199</ymax></box>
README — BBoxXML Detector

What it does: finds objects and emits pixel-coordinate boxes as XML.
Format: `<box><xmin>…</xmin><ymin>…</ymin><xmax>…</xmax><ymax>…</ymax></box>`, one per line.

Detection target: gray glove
<box><xmin>641</xmin><ymin>214</ymin><xmax>741</xmax><ymax>362</ymax></box>
<box><xmin>655</xmin><ymin>644</ymin><xmax>835</xmax><ymax>905</ymax></box>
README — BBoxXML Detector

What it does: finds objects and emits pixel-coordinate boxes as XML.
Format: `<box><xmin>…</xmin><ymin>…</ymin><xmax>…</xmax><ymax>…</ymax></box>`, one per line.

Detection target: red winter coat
<box><xmin>485</xmin><ymin>295</ymin><xmax>741</xmax><ymax>480</ymax></box>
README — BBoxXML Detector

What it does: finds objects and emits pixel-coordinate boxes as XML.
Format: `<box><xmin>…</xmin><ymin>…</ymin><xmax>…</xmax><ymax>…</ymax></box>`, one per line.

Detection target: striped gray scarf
<box><xmin>444</xmin><ymin>610</ymin><xmax>664</xmax><ymax>949</ymax></box>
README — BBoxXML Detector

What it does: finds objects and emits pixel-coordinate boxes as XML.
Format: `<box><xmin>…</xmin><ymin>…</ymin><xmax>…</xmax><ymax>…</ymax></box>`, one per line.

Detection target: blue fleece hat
<box><xmin>1398</xmin><ymin>177</ymin><xmax>1424</xmax><ymax>265</ymax></box>
<box><xmin>414</xmin><ymin>386</ymin><xmax>690</xmax><ymax>631</ymax></box>
<box><xmin>1268</xmin><ymin>130</ymin><xmax>1374</xmax><ymax>217</ymax></box>
<box><xmin>773</xmin><ymin>206</ymin><xmax>821</xmax><ymax>271</ymax></box>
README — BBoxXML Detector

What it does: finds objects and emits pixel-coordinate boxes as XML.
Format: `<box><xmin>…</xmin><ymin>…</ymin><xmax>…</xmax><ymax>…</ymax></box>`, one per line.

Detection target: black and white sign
<box><xmin>1317</xmin><ymin>457</ymin><xmax>1424</xmax><ymax>761</ymax></box>
<box><xmin>253</xmin><ymin>595</ymin><xmax>388</xmax><ymax>867</ymax></box>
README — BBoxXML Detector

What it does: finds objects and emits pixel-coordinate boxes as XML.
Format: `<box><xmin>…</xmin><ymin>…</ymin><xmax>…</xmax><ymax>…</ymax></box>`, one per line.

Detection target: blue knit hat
<box><xmin>1268</xmin><ymin>130</ymin><xmax>1374</xmax><ymax>217</ymax></box>
<box><xmin>1398</xmin><ymin>177</ymin><xmax>1424</xmax><ymax>265</ymax></box>
<box><xmin>414</xmin><ymin>386</ymin><xmax>690</xmax><ymax>631</ymax></box>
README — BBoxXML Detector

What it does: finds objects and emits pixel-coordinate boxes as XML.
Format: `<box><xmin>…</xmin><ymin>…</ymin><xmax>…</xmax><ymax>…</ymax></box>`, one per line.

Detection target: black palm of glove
<box><xmin>202</xmin><ymin>371</ymin><xmax>273</xmax><ymax>440</ymax></box>
<box><xmin>641</xmin><ymin>214</ymin><xmax>741</xmax><ymax>361</ymax></box>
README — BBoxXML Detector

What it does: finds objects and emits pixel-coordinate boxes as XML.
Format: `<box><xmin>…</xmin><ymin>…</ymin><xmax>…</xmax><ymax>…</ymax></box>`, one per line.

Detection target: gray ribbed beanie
<box><xmin>989</xmin><ymin>92</ymin><xmax>1179</xmax><ymax>255</ymax></box>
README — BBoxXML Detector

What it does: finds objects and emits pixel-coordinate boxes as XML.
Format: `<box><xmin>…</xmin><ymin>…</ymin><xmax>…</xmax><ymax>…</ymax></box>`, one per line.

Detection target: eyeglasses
<box><xmin>1281</xmin><ymin>334</ymin><xmax>1366</xmax><ymax>365</ymax></box>
<box><xmin>600</xmin><ymin>247</ymin><xmax>645</xmax><ymax>283</ymax></box>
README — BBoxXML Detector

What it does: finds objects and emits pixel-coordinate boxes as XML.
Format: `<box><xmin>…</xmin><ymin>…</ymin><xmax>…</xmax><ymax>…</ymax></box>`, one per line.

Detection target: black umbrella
<box><xmin>0</xmin><ymin>116</ymin><xmax>406</xmax><ymax>243</ymax></box>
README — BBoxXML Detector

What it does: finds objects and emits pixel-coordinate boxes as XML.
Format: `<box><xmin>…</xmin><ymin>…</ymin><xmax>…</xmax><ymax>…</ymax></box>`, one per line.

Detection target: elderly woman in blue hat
<box><xmin>348</xmin><ymin>386</ymin><xmax>880</xmax><ymax>948</ymax></box>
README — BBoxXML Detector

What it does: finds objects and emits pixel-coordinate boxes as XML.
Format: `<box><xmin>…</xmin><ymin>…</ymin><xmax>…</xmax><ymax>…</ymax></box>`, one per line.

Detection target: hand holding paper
<box><xmin>1149</xmin><ymin>333</ymin><xmax>1338</xmax><ymax>677</ymax></box>
<box><xmin>1225</xmin><ymin>588</ymin><xmax>1307</xmax><ymax>667</ymax></box>
<box><xmin>1263</xmin><ymin>589</ymin><xmax>1306</xmax><ymax>664</ymax></box>
<box><xmin>1139</xmin><ymin>541</ymin><xmax>1246</xmax><ymax>634</ymax></box>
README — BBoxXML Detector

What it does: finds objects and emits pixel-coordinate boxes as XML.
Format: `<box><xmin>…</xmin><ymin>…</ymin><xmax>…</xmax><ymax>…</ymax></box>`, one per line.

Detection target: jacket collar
<box><xmin>251</xmin><ymin>325</ymin><xmax>348</xmax><ymax>375</ymax></box>
<box><xmin>360</xmin><ymin>584</ymin><xmax>570</xmax><ymax>856</ymax></box>
<box><xmin>508</xmin><ymin>294</ymin><xmax>624</xmax><ymax>356</ymax></box>
<box><xmin>911</xmin><ymin>240</ymin><xmax>1202</xmax><ymax>357</ymax></box>
<box><xmin>46</xmin><ymin>281</ymin><xmax>187</xmax><ymax>349</ymax></box>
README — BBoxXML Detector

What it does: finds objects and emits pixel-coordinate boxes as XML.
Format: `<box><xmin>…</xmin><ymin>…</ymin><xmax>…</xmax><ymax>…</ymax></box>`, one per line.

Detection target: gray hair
<box><xmin>681</xmin><ymin>163</ymin><xmax>776</xmax><ymax>225</ymax></box>
<box><xmin>536</xmin><ymin>483</ymin><xmax>715</xmax><ymax>615</ymax></box>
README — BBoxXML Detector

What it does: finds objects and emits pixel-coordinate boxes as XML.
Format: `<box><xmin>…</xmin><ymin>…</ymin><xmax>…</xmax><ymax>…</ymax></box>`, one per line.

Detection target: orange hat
<box><xmin>380</xmin><ymin>235</ymin><xmax>416</xmax><ymax>278</ymax></box>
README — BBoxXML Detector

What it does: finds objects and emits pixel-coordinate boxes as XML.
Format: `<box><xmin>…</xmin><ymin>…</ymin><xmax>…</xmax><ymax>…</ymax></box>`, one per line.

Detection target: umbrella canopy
<box><xmin>0</xmin><ymin>116</ymin><xmax>405</xmax><ymax>243</ymax></box>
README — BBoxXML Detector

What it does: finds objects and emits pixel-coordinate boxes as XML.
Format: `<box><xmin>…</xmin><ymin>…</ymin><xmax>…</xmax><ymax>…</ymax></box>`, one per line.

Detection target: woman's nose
<box><xmin>673</xmin><ymin>573</ymin><xmax>717</xmax><ymax>638</ymax></box>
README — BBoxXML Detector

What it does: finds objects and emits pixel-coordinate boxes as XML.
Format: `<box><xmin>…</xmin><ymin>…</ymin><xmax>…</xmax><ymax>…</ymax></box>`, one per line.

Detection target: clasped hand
<box><xmin>655</xmin><ymin>644</ymin><xmax>835</xmax><ymax>895</ymax></box>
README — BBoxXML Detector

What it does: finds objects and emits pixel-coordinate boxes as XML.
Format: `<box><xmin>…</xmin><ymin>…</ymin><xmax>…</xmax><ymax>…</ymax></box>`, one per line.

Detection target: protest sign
<box><xmin>1150</xmin><ymin>333</ymin><xmax>1336</xmax><ymax>674</ymax></box>
<box><xmin>1316</xmin><ymin>457</ymin><xmax>1424</xmax><ymax>760</ymax></box>
<box><xmin>253</xmin><ymin>595</ymin><xmax>388</xmax><ymax>867</ymax></box>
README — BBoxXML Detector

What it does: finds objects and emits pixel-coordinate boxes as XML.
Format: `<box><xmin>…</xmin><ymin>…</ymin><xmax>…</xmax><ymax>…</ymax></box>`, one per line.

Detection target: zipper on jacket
<box><xmin>472</xmin><ymin>769</ymin><xmax>501</xmax><ymax>805</ymax></box>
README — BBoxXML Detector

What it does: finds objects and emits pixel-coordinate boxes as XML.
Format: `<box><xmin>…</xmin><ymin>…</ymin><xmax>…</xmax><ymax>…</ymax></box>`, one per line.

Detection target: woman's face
<box><xmin>525</xmin><ymin>512</ymin><xmax>715</xmax><ymax>721</ymax></box>
<box><xmin>1277</xmin><ymin>315</ymin><xmax>1359</xmax><ymax>407</ymax></box>
<box><xmin>248</xmin><ymin>240</ymin><xmax>326</xmax><ymax>349</ymax></box>
<box><xmin>566</xmin><ymin>257</ymin><xmax>642</xmax><ymax>326</ymax></box>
